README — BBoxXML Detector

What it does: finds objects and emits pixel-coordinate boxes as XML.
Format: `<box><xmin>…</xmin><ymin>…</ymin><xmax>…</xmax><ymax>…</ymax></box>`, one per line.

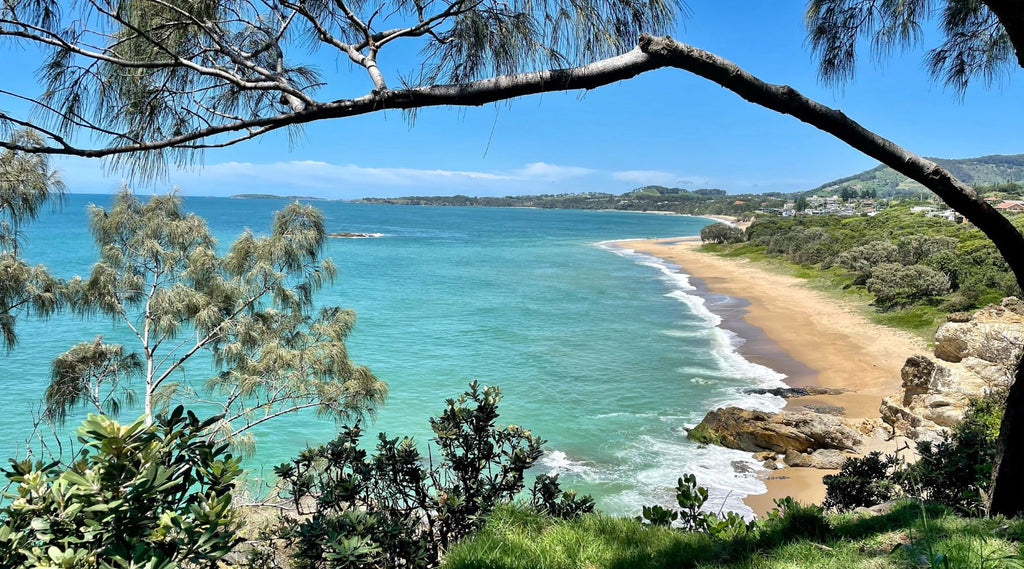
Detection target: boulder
<box><xmin>934</xmin><ymin>298</ymin><xmax>1024</xmax><ymax>365</ymax></box>
<box><xmin>881</xmin><ymin>299</ymin><xmax>1024</xmax><ymax>441</ymax></box>
<box><xmin>690</xmin><ymin>407</ymin><xmax>863</xmax><ymax>454</ymax></box>
<box><xmin>783</xmin><ymin>448</ymin><xmax>846</xmax><ymax>469</ymax></box>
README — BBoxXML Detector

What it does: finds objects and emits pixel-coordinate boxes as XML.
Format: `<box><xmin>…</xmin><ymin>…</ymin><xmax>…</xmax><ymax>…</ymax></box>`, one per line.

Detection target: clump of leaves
<box><xmin>529</xmin><ymin>474</ymin><xmax>595</xmax><ymax>519</ymax></box>
<box><xmin>0</xmin><ymin>406</ymin><xmax>242</xmax><ymax>568</ymax></box>
<box><xmin>824</xmin><ymin>393</ymin><xmax>1005</xmax><ymax>515</ymax></box>
<box><xmin>822</xmin><ymin>451</ymin><xmax>901</xmax><ymax>511</ymax></box>
<box><xmin>902</xmin><ymin>391</ymin><xmax>1004</xmax><ymax>515</ymax></box>
<box><xmin>270</xmin><ymin>381</ymin><xmax>583</xmax><ymax>569</ymax></box>
<box><xmin>638</xmin><ymin>473</ymin><xmax>754</xmax><ymax>537</ymax></box>
<box><xmin>700</xmin><ymin>222</ymin><xmax>744</xmax><ymax>244</ymax></box>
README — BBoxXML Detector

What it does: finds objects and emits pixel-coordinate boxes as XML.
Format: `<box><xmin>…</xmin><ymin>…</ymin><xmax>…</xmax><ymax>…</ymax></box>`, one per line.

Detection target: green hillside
<box><xmin>811</xmin><ymin>154</ymin><xmax>1024</xmax><ymax>197</ymax></box>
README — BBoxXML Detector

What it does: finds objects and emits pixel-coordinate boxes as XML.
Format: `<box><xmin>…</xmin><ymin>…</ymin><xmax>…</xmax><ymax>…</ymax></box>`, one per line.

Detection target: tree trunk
<box><xmin>990</xmin><ymin>357</ymin><xmax>1024</xmax><ymax>517</ymax></box>
<box><xmin>631</xmin><ymin>35</ymin><xmax>1024</xmax><ymax>516</ymax></box>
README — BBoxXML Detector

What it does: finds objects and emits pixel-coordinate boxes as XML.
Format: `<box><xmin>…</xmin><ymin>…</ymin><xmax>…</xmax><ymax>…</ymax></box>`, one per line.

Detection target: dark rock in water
<box><xmin>731</xmin><ymin>460</ymin><xmax>755</xmax><ymax>474</ymax></box>
<box><xmin>802</xmin><ymin>403</ymin><xmax>846</xmax><ymax>416</ymax></box>
<box><xmin>744</xmin><ymin>386</ymin><xmax>848</xmax><ymax>398</ymax></box>
<box><xmin>328</xmin><ymin>231</ymin><xmax>383</xmax><ymax>238</ymax></box>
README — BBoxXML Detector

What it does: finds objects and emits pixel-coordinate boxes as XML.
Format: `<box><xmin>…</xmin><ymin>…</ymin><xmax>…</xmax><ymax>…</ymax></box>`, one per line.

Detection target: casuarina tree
<box><xmin>45</xmin><ymin>190</ymin><xmax>387</xmax><ymax>452</ymax></box>
<box><xmin>2</xmin><ymin>0</ymin><xmax>1024</xmax><ymax>514</ymax></box>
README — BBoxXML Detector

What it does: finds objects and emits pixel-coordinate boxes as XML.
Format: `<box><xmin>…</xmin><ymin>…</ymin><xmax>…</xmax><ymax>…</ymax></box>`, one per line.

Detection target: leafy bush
<box><xmin>824</xmin><ymin>395</ymin><xmax>1005</xmax><ymax>515</ymax></box>
<box><xmin>700</xmin><ymin>222</ymin><xmax>743</xmax><ymax>244</ymax></box>
<box><xmin>0</xmin><ymin>407</ymin><xmax>241</xmax><ymax>568</ymax></box>
<box><xmin>835</xmin><ymin>240</ymin><xmax>898</xmax><ymax>283</ymax></box>
<box><xmin>822</xmin><ymin>451</ymin><xmax>901</xmax><ymax>511</ymax></box>
<box><xmin>529</xmin><ymin>474</ymin><xmax>596</xmax><ymax>520</ymax></box>
<box><xmin>902</xmin><ymin>392</ymin><xmax>1003</xmax><ymax>515</ymax></box>
<box><xmin>638</xmin><ymin>474</ymin><xmax>753</xmax><ymax>537</ymax></box>
<box><xmin>866</xmin><ymin>263</ymin><xmax>952</xmax><ymax>307</ymax></box>
<box><xmin>270</xmin><ymin>382</ymin><xmax>587</xmax><ymax>568</ymax></box>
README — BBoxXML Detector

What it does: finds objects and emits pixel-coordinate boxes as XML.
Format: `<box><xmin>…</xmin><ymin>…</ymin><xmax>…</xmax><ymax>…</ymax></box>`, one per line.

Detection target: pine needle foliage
<box><xmin>0</xmin><ymin>0</ymin><xmax>683</xmax><ymax>178</ymax></box>
<box><xmin>50</xmin><ymin>190</ymin><xmax>385</xmax><ymax>452</ymax></box>
<box><xmin>0</xmin><ymin>130</ymin><xmax>65</xmax><ymax>349</ymax></box>
<box><xmin>806</xmin><ymin>0</ymin><xmax>1018</xmax><ymax>94</ymax></box>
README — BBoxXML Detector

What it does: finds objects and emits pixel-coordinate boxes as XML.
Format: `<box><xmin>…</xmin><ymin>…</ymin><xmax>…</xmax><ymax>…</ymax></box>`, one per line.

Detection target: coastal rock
<box><xmin>933</xmin><ymin>298</ymin><xmax>1024</xmax><ymax>365</ymax></box>
<box><xmin>690</xmin><ymin>407</ymin><xmax>862</xmax><ymax>454</ymax></box>
<box><xmin>803</xmin><ymin>403</ymin><xmax>846</xmax><ymax>416</ymax></box>
<box><xmin>783</xmin><ymin>448</ymin><xmax>845</xmax><ymax>469</ymax></box>
<box><xmin>743</xmin><ymin>386</ymin><xmax>848</xmax><ymax>398</ymax></box>
<box><xmin>880</xmin><ymin>298</ymin><xmax>1024</xmax><ymax>440</ymax></box>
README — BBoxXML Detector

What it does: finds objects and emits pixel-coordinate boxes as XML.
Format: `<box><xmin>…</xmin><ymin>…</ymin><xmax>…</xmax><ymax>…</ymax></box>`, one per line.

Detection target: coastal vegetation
<box><xmin>1</xmin><ymin>0</ymin><xmax>1024</xmax><ymax>566</ymax></box>
<box><xmin>701</xmin><ymin>206</ymin><xmax>1024</xmax><ymax>337</ymax></box>
<box><xmin>44</xmin><ymin>190</ymin><xmax>386</xmax><ymax>453</ymax></box>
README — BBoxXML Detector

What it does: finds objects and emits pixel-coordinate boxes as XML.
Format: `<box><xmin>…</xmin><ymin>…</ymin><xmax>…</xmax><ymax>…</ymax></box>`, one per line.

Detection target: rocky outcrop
<box><xmin>934</xmin><ymin>298</ymin><xmax>1024</xmax><ymax>365</ymax></box>
<box><xmin>881</xmin><ymin>298</ymin><xmax>1023</xmax><ymax>441</ymax></box>
<box><xmin>689</xmin><ymin>407</ymin><xmax>862</xmax><ymax>454</ymax></box>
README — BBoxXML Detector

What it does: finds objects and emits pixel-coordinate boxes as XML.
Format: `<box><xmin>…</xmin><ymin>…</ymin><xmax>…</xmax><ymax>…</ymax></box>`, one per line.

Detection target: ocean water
<box><xmin>2</xmin><ymin>195</ymin><xmax>787</xmax><ymax>516</ymax></box>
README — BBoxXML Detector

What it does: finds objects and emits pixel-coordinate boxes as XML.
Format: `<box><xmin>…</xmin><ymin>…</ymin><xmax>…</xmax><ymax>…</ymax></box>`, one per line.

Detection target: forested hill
<box><xmin>811</xmin><ymin>154</ymin><xmax>1024</xmax><ymax>197</ymax></box>
<box><xmin>351</xmin><ymin>187</ymin><xmax>743</xmax><ymax>212</ymax></box>
<box><xmin>351</xmin><ymin>155</ymin><xmax>1024</xmax><ymax>215</ymax></box>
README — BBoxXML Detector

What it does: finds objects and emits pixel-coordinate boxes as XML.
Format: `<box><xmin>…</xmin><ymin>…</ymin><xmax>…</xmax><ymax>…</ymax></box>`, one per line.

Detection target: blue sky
<box><xmin>12</xmin><ymin>1</ymin><xmax>1023</xmax><ymax>198</ymax></box>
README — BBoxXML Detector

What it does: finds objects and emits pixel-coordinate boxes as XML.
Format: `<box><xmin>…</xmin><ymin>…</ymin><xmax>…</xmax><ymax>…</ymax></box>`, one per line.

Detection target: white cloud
<box><xmin>612</xmin><ymin>169</ymin><xmax>682</xmax><ymax>186</ymax></box>
<box><xmin>514</xmin><ymin>162</ymin><xmax>595</xmax><ymax>181</ymax></box>
<box><xmin>53</xmin><ymin>156</ymin><xmax>727</xmax><ymax>198</ymax></box>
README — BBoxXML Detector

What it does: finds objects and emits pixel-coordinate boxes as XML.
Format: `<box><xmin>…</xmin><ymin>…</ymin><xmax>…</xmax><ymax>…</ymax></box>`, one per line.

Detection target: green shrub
<box><xmin>529</xmin><ymin>474</ymin><xmax>596</xmax><ymax>520</ymax></box>
<box><xmin>902</xmin><ymin>393</ymin><xmax>1004</xmax><ymax>515</ymax></box>
<box><xmin>822</xmin><ymin>452</ymin><xmax>901</xmax><ymax>511</ymax></box>
<box><xmin>700</xmin><ymin>222</ymin><xmax>743</xmax><ymax>244</ymax></box>
<box><xmin>824</xmin><ymin>394</ymin><xmax>1005</xmax><ymax>515</ymax></box>
<box><xmin>271</xmin><ymin>382</ymin><xmax>589</xmax><ymax>569</ymax></box>
<box><xmin>638</xmin><ymin>474</ymin><xmax>753</xmax><ymax>538</ymax></box>
<box><xmin>0</xmin><ymin>407</ymin><xmax>242</xmax><ymax>568</ymax></box>
<box><xmin>866</xmin><ymin>263</ymin><xmax>952</xmax><ymax>307</ymax></box>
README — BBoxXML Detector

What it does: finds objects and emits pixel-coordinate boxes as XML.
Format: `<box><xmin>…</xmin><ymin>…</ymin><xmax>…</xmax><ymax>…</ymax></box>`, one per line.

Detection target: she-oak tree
<box><xmin>2</xmin><ymin>0</ymin><xmax>1024</xmax><ymax>514</ymax></box>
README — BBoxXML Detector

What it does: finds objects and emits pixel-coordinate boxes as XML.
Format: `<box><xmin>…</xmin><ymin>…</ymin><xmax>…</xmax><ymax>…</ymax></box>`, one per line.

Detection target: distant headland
<box><xmin>230</xmin><ymin>193</ymin><xmax>330</xmax><ymax>201</ymax></box>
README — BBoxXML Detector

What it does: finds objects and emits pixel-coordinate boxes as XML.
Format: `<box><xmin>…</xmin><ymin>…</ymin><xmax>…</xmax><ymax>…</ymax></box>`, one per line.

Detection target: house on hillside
<box><xmin>994</xmin><ymin>200</ymin><xmax>1024</xmax><ymax>212</ymax></box>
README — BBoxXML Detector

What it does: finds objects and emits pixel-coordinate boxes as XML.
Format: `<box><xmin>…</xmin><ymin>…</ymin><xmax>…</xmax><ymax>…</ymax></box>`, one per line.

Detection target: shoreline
<box><xmin>616</xmin><ymin>236</ymin><xmax>928</xmax><ymax>516</ymax></box>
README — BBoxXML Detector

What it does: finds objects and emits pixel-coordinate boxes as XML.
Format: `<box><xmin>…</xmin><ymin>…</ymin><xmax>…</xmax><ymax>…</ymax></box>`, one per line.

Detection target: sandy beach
<box><xmin>617</xmin><ymin>236</ymin><xmax>929</xmax><ymax>516</ymax></box>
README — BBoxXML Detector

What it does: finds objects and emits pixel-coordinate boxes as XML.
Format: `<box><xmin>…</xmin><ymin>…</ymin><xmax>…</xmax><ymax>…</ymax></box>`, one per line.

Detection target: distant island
<box><xmin>230</xmin><ymin>193</ymin><xmax>329</xmax><ymax>201</ymax></box>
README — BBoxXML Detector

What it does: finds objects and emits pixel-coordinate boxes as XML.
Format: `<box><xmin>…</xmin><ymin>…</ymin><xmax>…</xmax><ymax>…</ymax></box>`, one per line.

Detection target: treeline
<box><xmin>711</xmin><ymin>208</ymin><xmax>1023</xmax><ymax>312</ymax></box>
<box><xmin>354</xmin><ymin>186</ymin><xmax>777</xmax><ymax>216</ymax></box>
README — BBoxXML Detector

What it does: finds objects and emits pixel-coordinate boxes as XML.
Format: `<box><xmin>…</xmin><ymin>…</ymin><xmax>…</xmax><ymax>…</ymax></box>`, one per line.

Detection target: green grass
<box><xmin>443</xmin><ymin>502</ymin><xmax>1024</xmax><ymax>569</ymax></box>
<box><xmin>696</xmin><ymin>243</ymin><xmax>949</xmax><ymax>342</ymax></box>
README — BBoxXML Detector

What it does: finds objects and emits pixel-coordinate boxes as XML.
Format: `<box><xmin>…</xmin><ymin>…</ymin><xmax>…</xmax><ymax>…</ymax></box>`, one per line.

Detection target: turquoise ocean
<box><xmin>2</xmin><ymin>195</ymin><xmax>789</xmax><ymax>516</ymax></box>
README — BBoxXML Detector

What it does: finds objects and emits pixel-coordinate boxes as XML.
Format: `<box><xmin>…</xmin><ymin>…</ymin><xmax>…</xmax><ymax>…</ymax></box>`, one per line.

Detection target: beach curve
<box><xmin>615</xmin><ymin>236</ymin><xmax>929</xmax><ymax>515</ymax></box>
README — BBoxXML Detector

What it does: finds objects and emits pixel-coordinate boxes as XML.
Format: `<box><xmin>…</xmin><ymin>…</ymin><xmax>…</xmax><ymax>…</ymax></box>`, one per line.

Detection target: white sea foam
<box><xmin>596</xmin><ymin>242</ymin><xmax>791</xmax><ymax>516</ymax></box>
<box><xmin>599</xmin><ymin>434</ymin><xmax>765</xmax><ymax>519</ymax></box>
<box><xmin>540</xmin><ymin>450</ymin><xmax>599</xmax><ymax>481</ymax></box>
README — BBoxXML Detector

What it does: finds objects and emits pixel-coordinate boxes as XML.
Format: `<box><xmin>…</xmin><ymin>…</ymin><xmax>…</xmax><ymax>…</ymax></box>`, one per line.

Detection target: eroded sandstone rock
<box><xmin>690</xmin><ymin>407</ymin><xmax>862</xmax><ymax>454</ymax></box>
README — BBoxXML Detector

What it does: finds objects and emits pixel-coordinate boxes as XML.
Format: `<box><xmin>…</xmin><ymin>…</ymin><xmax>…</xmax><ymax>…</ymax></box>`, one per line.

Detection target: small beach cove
<box><xmin>613</xmin><ymin>234</ymin><xmax>930</xmax><ymax>515</ymax></box>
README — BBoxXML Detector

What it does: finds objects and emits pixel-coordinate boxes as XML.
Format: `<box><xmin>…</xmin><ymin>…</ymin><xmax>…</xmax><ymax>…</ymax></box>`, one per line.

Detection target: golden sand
<box><xmin>617</xmin><ymin>237</ymin><xmax>929</xmax><ymax>516</ymax></box>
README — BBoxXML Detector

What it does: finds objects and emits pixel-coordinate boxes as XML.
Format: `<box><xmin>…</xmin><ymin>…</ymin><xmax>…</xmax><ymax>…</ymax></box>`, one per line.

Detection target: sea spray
<box><xmin>594</xmin><ymin>241</ymin><xmax>790</xmax><ymax>517</ymax></box>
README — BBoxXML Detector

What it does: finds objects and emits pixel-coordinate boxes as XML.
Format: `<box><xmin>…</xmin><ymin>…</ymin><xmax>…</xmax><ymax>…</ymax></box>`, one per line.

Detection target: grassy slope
<box><xmin>444</xmin><ymin>502</ymin><xmax>1024</xmax><ymax>569</ymax></box>
<box><xmin>698</xmin><ymin>242</ymin><xmax>947</xmax><ymax>342</ymax></box>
